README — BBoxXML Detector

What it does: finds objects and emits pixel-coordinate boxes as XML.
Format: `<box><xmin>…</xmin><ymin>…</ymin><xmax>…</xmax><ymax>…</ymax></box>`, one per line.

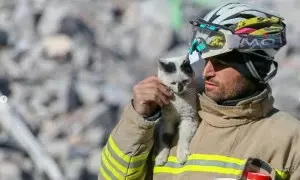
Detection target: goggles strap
<box><xmin>243</xmin><ymin>51</ymin><xmax>274</xmax><ymax>60</ymax></box>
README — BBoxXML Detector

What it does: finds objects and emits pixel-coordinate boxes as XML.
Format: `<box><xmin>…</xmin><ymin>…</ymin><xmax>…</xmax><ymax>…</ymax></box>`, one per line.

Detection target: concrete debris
<box><xmin>0</xmin><ymin>0</ymin><xmax>299</xmax><ymax>180</ymax></box>
<box><xmin>41</xmin><ymin>35</ymin><xmax>73</xmax><ymax>60</ymax></box>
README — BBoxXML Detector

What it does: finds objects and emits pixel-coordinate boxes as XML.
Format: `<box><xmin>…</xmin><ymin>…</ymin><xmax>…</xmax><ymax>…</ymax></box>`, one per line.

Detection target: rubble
<box><xmin>0</xmin><ymin>0</ymin><xmax>299</xmax><ymax>180</ymax></box>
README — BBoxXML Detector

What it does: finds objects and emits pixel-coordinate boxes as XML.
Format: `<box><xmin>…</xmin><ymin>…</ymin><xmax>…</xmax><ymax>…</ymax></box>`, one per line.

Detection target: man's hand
<box><xmin>132</xmin><ymin>76</ymin><xmax>173</xmax><ymax>117</ymax></box>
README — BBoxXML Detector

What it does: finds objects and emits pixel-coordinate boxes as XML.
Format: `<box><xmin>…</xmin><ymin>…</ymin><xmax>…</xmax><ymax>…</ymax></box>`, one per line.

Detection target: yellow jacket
<box><xmin>99</xmin><ymin>88</ymin><xmax>300</xmax><ymax>179</ymax></box>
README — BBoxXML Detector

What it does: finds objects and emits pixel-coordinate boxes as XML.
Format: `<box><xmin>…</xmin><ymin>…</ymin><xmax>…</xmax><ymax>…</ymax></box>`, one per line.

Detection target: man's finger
<box><xmin>138</xmin><ymin>89</ymin><xmax>170</xmax><ymax>105</ymax></box>
<box><xmin>158</xmin><ymin>84</ymin><xmax>173</xmax><ymax>97</ymax></box>
<box><xmin>139</xmin><ymin>82</ymin><xmax>173</xmax><ymax>97</ymax></box>
<box><xmin>139</xmin><ymin>76</ymin><xmax>159</xmax><ymax>84</ymax></box>
<box><xmin>136</xmin><ymin>92</ymin><xmax>165</xmax><ymax>107</ymax></box>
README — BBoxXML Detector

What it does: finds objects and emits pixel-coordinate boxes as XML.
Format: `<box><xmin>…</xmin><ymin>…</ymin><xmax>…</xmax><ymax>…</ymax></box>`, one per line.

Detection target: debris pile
<box><xmin>0</xmin><ymin>0</ymin><xmax>299</xmax><ymax>179</ymax></box>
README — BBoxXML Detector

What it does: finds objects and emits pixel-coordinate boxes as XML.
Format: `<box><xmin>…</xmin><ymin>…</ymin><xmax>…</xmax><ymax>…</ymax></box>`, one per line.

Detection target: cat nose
<box><xmin>177</xmin><ymin>83</ymin><xmax>183</xmax><ymax>92</ymax></box>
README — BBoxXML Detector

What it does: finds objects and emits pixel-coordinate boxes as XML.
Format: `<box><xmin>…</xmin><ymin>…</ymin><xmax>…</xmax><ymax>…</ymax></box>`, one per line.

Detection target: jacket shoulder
<box><xmin>268</xmin><ymin>109</ymin><xmax>300</xmax><ymax>133</ymax></box>
<box><xmin>259</xmin><ymin>109</ymin><xmax>300</xmax><ymax>143</ymax></box>
<box><xmin>259</xmin><ymin>109</ymin><xmax>300</xmax><ymax>171</ymax></box>
<box><xmin>263</xmin><ymin>109</ymin><xmax>300</xmax><ymax>151</ymax></box>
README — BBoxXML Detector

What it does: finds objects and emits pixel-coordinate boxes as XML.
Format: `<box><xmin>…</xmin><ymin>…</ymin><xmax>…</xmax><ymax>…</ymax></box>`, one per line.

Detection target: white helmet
<box><xmin>189</xmin><ymin>2</ymin><xmax>287</xmax><ymax>83</ymax></box>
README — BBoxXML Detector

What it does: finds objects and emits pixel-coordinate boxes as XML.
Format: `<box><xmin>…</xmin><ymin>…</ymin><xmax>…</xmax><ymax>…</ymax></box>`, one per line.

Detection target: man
<box><xmin>99</xmin><ymin>3</ymin><xmax>300</xmax><ymax>180</ymax></box>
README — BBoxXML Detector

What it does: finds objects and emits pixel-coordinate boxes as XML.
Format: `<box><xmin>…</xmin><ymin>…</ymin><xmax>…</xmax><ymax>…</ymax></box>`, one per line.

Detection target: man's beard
<box><xmin>204</xmin><ymin>76</ymin><xmax>258</xmax><ymax>104</ymax></box>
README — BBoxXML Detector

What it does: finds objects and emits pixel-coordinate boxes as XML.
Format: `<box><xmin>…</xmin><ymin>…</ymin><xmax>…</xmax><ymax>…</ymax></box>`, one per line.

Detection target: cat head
<box><xmin>157</xmin><ymin>55</ymin><xmax>194</xmax><ymax>94</ymax></box>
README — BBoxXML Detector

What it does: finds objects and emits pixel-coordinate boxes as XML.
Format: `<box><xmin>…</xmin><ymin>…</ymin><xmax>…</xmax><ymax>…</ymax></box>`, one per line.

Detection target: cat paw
<box><xmin>177</xmin><ymin>147</ymin><xmax>190</xmax><ymax>164</ymax></box>
<box><xmin>155</xmin><ymin>150</ymin><xmax>169</xmax><ymax>166</ymax></box>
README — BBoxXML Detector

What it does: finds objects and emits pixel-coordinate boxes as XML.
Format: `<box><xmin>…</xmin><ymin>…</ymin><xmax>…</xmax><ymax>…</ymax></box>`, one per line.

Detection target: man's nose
<box><xmin>202</xmin><ymin>60</ymin><xmax>215</xmax><ymax>77</ymax></box>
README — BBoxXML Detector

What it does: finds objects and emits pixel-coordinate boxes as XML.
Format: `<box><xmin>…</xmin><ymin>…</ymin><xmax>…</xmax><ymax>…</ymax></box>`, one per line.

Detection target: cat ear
<box><xmin>158</xmin><ymin>58</ymin><xmax>166</xmax><ymax>69</ymax></box>
<box><xmin>158</xmin><ymin>58</ymin><xmax>176</xmax><ymax>73</ymax></box>
<box><xmin>182</xmin><ymin>56</ymin><xmax>190</xmax><ymax>65</ymax></box>
<box><xmin>180</xmin><ymin>56</ymin><xmax>194</xmax><ymax>77</ymax></box>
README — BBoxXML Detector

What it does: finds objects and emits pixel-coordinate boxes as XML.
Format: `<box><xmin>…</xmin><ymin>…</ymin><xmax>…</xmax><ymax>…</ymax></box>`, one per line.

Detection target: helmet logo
<box><xmin>239</xmin><ymin>34</ymin><xmax>284</xmax><ymax>49</ymax></box>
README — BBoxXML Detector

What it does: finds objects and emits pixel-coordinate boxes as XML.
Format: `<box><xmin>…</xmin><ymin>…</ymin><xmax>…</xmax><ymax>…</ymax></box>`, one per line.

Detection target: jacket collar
<box><xmin>198</xmin><ymin>87</ymin><xmax>274</xmax><ymax>127</ymax></box>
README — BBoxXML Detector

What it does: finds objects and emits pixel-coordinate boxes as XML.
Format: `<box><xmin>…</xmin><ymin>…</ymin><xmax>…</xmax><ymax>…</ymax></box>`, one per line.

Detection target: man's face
<box><xmin>202</xmin><ymin>56</ymin><xmax>254</xmax><ymax>103</ymax></box>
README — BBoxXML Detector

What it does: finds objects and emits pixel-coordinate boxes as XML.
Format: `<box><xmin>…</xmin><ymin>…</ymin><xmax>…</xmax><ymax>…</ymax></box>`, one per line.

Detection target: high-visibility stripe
<box><xmin>164</xmin><ymin>159</ymin><xmax>243</xmax><ymax>170</ymax></box>
<box><xmin>108</xmin><ymin>136</ymin><xmax>149</xmax><ymax>163</ymax></box>
<box><xmin>100</xmin><ymin>156</ymin><xmax>144</xmax><ymax>180</ymax></box>
<box><xmin>100</xmin><ymin>155</ymin><xmax>116</xmax><ymax>180</ymax></box>
<box><xmin>101</xmin><ymin>148</ymin><xmax>124</xmax><ymax>179</ymax></box>
<box><xmin>152</xmin><ymin>154</ymin><xmax>245</xmax><ymax>165</ymax></box>
<box><xmin>104</xmin><ymin>146</ymin><xmax>128</xmax><ymax>174</ymax></box>
<box><xmin>176</xmin><ymin>154</ymin><xmax>245</xmax><ymax>165</ymax></box>
<box><xmin>104</xmin><ymin>146</ymin><xmax>146</xmax><ymax>176</ymax></box>
<box><xmin>153</xmin><ymin>155</ymin><xmax>289</xmax><ymax>179</ymax></box>
<box><xmin>100</xmin><ymin>165</ymin><xmax>112</xmax><ymax>180</ymax></box>
<box><xmin>153</xmin><ymin>155</ymin><xmax>244</xmax><ymax>176</ymax></box>
<box><xmin>127</xmin><ymin>168</ymin><xmax>145</xmax><ymax>180</ymax></box>
<box><xmin>100</xmin><ymin>136</ymin><xmax>150</xmax><ymax>179</ymax></box>
<box><xmin>106</xmin><ymin>140</ymin><xmax>146</xmax><ymax>171</ymax></box>
<box><xmin>154</xmin><ymin>165</ymin><xmax>242</xmax><ymax>175</ymax></box>
<box><xmin>276</xmin><ymin>169</ymin><xmax>289</xmax><ymax>180</ymax></box>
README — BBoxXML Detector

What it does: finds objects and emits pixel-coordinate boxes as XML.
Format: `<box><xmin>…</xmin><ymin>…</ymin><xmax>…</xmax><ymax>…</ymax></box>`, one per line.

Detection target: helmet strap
<box><xmin>241</xmin><ymin>54</ymin><xmax>278</xmax><ymax>84</ymax></box>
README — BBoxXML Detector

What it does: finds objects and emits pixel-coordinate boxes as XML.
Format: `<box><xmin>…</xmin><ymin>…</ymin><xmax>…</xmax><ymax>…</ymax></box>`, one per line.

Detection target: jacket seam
<box><xmin>125</xmin><ymin>144</ymin><xmax>144</xmax><ymax>179</ymax></box>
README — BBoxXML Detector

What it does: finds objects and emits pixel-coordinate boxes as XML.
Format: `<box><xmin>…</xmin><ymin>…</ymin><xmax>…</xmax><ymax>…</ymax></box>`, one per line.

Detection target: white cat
<box><xmin>155</xmin><ymin>54</ymin><xmax>199</xmax><ymax>165</ymax></box>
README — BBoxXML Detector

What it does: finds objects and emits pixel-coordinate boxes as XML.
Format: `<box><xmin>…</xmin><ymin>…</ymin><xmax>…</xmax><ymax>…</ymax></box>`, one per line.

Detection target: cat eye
<box><xmin>171</xmin><ymin>82</ymin><xmax>176</xmax><ymax>85</ymax></box>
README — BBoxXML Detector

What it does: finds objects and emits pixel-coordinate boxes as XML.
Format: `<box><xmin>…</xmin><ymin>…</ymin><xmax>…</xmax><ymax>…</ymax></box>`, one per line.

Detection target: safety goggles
<box><xmin>188</xmin><ymin>18</ymin><xmax>287</xmax><ymax>59</ymax></box>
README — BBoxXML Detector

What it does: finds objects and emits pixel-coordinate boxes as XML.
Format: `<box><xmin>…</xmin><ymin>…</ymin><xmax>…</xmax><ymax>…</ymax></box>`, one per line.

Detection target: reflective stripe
<box><xmin>153</xmin><ymin>154</ymin><xmax>289</xmax><ymax>179</ymax></box>
<box><xmin>164</xmin><ymin>159</ymin><xmax>243</xmax><ymax>170</ymax></box>
<box><xmin>105</xmin><ymin>145</ymin><xmax>145</xmax><ymax>175</ymax></box>
<box><xmin>100</xmin><ymin>154</ymin><xmax>116</xmax><ymax>180</ymax></box>
<box><xmin>100</xmin><ymin>165</ymin><xmax>112</xmax><ymax>180</ymax></box>
<box><xmin>154</xmin><ymin>165</ymin><xmax>242</xmax><ymax>175</ymax></box>
<box><xmin>152</xmin><ymin>154</ymin><xmax>244</xmax><ymax>164</ymax></box>
<box><xmin>275</xmin><ymin>169</ymin><xmax>289</xmax><ymax>180</ymax></box>
<box><xmin>154</xmin><ymin>155</ymin><xmax>244</xmax><ymax>176</ymax></box>
<box><xmin>106</xmin><ymin>140</ymin><xmax>145</xmax><ymax>171</ymax></box>
<box><xmin>101</xmin><ymin>147</ymin><xmax>146</xmax><ymax>180</ymax></box>
<box><xmin>99</xmin><ymin>136</ymin><xmax>149</xmax><ymax>179</ymax></box>
<box><xmin>103</xmin><ymin>146</ymin><xmax>127</xmax><ymax>174</ymax></box>
<box><xmin>102</xmin><ymin>148</ymin><xmax>124</xmax><ymax>179</ymax></box>
<box><xmin>127</xmin><ymin>169</ymin><xmax>145</xmax><ymax>180</ymax></box>
<box><xmin>182</xmin><ymin>154</ymin><xmax>245</xmax><ymax>165</ymax></box>
<box><xmin>108</xmin><ymin>136</ymin><xmax>149</xmax><ymax>163</ymax></box>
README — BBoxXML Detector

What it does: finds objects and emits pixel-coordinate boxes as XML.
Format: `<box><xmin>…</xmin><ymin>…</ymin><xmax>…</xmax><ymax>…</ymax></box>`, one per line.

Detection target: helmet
<box><xmin>188</xmin><ymin>2</ymin><xmax>287</xmax><ymax>84</ymax></box>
